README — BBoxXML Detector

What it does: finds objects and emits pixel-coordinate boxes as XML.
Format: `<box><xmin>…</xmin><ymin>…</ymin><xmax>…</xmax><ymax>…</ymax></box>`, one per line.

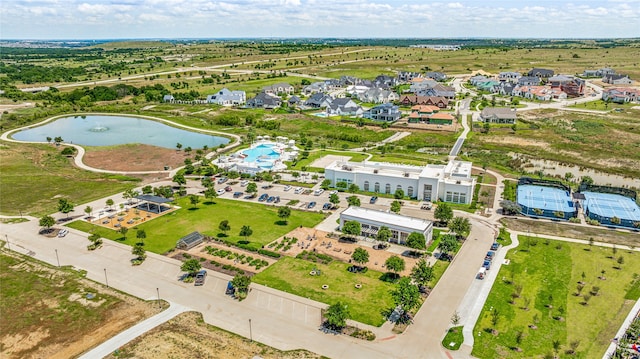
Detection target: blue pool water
<box><xmin>12</xmin><ymin>115</ymin><xmax>229</xmax><ymax>149</ymax></box>
<box><xmin>242</xmin><ymin>144</ymin><xmax>281</xmax><ymax>163</ymax></box>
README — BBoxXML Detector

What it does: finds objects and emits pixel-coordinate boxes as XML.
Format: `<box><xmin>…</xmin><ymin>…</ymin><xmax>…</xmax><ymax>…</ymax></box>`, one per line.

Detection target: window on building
<box><xmin>396</xmin><ymin>185</ymin><xmax>403</xmax><ymax>192</ymax></box>
<box><xmin>407</xmin><ymin>186</ymin><xmax>414</xmax><ymax>198</ymax></box>
<box><xmin>385</xmin><ymin>183</ymin><xmax>391</xmax><ymax>194</ymax></box>
<box><xmin>374</xmin><ymin>182</ymin><xmax>380</xmax><ymax>193</ymax></box>
<box><xmin>446</xmin><ymin>191</ymin><xmax>452</xmax><ymax>202</ymax></box>
<box><xmin>364</xmin><ymin>181</ymin><xmax>370</xmax><ymax>191</ymax></box>
<box><xmin>460</xmin><ymin>194</ymin><xmax>466</xmax><ymax>204</ymax></box>
<box><xmin>453</xmin><ymin>192</ymin><xmax>460</xmax><ymax>203</ymax></box>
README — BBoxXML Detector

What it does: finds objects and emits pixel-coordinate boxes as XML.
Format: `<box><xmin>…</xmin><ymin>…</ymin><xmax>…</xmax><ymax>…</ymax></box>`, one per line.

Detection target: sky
<box><xmin>1</xmin><ymin>0</ymin><xmax>639</xmax><ymax>40</ymax></box>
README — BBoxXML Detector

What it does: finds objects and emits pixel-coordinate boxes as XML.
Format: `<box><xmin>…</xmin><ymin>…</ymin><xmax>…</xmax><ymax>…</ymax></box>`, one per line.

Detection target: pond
<box><xmin>12</xmin><ymin>115</ymin><xmax>229</xmax><ymax>149</ymax></box>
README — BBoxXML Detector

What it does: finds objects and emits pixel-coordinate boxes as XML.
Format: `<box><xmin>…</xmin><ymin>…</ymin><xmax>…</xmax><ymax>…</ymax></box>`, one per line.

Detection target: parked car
<box><xmin>274</xmin><ymin>196</ymin><xmax>281</xmax><ymax>203</ymax></box>
<box><xmin>258</xmin><ymin>193</ymin><xmax>269</xmax><ymax>202</ymax></box>
<box><xmin>483</xmin><ymin>260</ymin><xmax>491</xmax><ymax>270</ymax></box>
<box><xmin>233</xmin><ymin>192</ymin><xmax>243</xmax><ymax>198</ymax></box>
<box><xmin>490</xmin><ymin>242</ymin><xmax>500</xmax><ymax>251</ymax></box>
<box><xmin>307</xmin><ymin>201</ymin><xmax>316</xmax><ymax>209</ymax></box>
<box><xmin>225</xmin><ymin>281</ymin><xmax>235</xmax><ymax>295</ymax></box>
<box><xmin>370</xmin><ymin>196</ymin><xmax>378</xmax><ymax>204</ymax></box>
<box><xmin>244</xmin><ymin>194</ymin><xmax>256</xmax><ymax>200</ymax></box>
<box><xmin>329</xmin><ymin>190</ymin><xmax>338</xmax><ymax>195</ymax></box>
<box><xmin>485</xmin><ymin>251</ymin><xmax>495</xmax><ymax>261</ymax></box>
<box><xmin>267</xmin><ymin>196</ymin><xmax>276</xmax><ymax>203</ymax></box>
<box><xmin>284</xmin><ymin>185</ymin><xmax>292</xmax><ymax>191</ymax></box>
<box><xmin>421</xmin><ymin>202</ymin><xmax>433</xmax><ymax>210</ymax></box>
<box><xmin>314</xmin><ymin>189</ymin><xmax>324</xmax><ymax>196</ymax></box>
<box><xmin>322</xmin><ymin>203</ymin><xmax>332</xmax><ymax>210</ymax></box>
<box><xmin>294</xmin><ymin>187</ymin><xmax>304</xmax><ymax>194</ymax></box>
<box><xmin>58</xmin><ymin>229</ymin><xmax>69</xmax><ymax>237</ymax></box>
<box><xmin>194</xmin><ymin>270</ymin><xmax>207</xmax><ymax>286</ymax></box>
<box><xmin>217</xmin><ymin>177</ymin><xmax>228</xmax><ymax>184</ymax></box>
<box><xmin>240</xmin><ymin>180</ymin><xmax>249</xmax><ymax>187</ymax></box>
<box><xmin>225</xmin><ymin>186</ymin><xmax>233</xmax><ymax>192</ymax></box>
<box><xmin>216</xmin><ymin>188</ymin><xmax>226</xmax><ymax>196</ymax></box>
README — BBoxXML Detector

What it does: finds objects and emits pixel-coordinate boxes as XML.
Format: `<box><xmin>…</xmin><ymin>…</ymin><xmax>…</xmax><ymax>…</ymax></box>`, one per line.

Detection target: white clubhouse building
<box><xmin>340</xmin><ymin>207</ymin><xmax>433</xmax><ymax>245</ymax></box>
<box><xmin>325</xmin><ymin>159</ymin><xmax>476</xmax><ymax>204</ymax></box>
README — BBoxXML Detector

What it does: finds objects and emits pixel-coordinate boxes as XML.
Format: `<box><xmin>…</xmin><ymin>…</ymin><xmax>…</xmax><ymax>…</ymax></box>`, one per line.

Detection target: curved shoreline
<box><xmin>0</xmin><ymin>112</ymin><xmax>242</xmax><ymax>176</ymax></box>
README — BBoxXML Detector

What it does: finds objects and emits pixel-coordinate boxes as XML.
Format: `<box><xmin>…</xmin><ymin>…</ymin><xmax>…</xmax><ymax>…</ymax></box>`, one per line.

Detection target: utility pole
<box><xmin>157</xmin><ymin>288</ymin><xmax>160</xmax><ymax>308</ymax></box>
<box><xmin>104</xmin><ymin>268</ymin><xmax>109</xmax><ymax>288</ymax></box>
<box><xmin>55</xmin><ymin>249</ymin><xmax>60</xmax><ymax>267</ymax></box>
<box><xmin>249</xmin><ymin>319</ymin><xmax>253</xmax><ymax>342</ymax></box>
<box><xmin>4</xmin><ymin>234</ymin><xmax>10</xmax><ymax>251</ymax></box>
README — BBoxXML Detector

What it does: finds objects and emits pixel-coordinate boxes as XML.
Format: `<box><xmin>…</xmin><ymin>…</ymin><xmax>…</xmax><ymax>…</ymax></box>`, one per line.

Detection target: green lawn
<box><xmin>442</xmin><ymin>326</ymin><xmax>464</xmax><ymax>350</ymax></box>
<box><xmin>568</xmin><ymin>100</ymin><xmax>636</xmax><ymax>111</ymax></box>
<box><xmin>252</xmin><ymin>256</ymin><xmax>395</xmax><ymax>326</ymax></box>
<box><xmin>67</xmin><ymin>197</ymin><xmax>326</xmax><ymax>254</ymax></box>
<box><xmin>472</xmin><ymin>236</ymin><xmax>640</xmax><ymax>359</ymax></box>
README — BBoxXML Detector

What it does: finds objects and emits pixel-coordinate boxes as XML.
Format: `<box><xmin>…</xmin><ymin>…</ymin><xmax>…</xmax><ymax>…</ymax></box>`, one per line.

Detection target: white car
<box><xmin>329</xmin><ymin>190</ymin><xmax>338</xmax><ymax>195</ymax></box>
<box><xmin>314</xmin><ymin>189</ymin><xmax>324</xmax><ymax>196</ymax></box>
<box><xmin>216</xmin><ymin>188</ymin><xmax>226</xmax><ymax>196</ymax></box>
<box><xmin>294</xmin><ymin>187</ymin><xmax>304</xmax><ymax>194</ymax></box>
<box><xmin>58</xmin><ymin>229</ymin><xmax>69</xmax><ymax>237</ymax></box>
<box><xmin>240</xmin><ymin>180</ymin><xmax>249</xmax><ymax>187</ymax></box>
<box><xmin>284</xmin><ymin>185</ymin><xmax>292</xmax><ymax>191</ymax></box>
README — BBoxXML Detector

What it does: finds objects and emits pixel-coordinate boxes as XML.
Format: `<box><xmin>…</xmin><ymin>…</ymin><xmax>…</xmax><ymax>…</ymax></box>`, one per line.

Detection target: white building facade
<box><xmin>339</xmin><ymin>206</ymin><xmax>433</xmax><ymax>245</ymax></box>
<box><xmin>325</xmin><ymin>159</ymin><xmax>476</xmax><ymax>204</ymax></box>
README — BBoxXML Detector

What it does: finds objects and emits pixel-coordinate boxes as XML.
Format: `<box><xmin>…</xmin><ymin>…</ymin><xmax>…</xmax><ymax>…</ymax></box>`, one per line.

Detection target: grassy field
<box><xmin>252</xmin><ymin>256</ymin><xmax>395</xmax><ymax>326</ymax></box>
<box><xmin>0</xmin><ymin>142</ymin><xmax>138</xmax><ymax>216</ymax></box>
<box><xmin>0</xmin><ymin>250</ymin><xmax>159</xmax><ymax>359</ymax></box>
<box><xmin>67</xmin><ymin>197</ymin><xmax>326</xmax><ymax>254</ymax></box>
<box><xmin>568</xmin><ymin>100</ymin><xmax>637</xmax><ymax>111</ymax></box>
<box><xmin>472</xmin><ymin>236</ymin><xmax>640</xmax><ymax>359</ymax></box>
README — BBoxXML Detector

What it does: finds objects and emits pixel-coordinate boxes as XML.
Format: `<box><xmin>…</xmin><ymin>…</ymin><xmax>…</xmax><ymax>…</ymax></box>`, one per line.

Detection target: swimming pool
<box><xmin>242</xmin><ymin>144</ymin><xmax>281</xmax><ymax>164</ymax></box>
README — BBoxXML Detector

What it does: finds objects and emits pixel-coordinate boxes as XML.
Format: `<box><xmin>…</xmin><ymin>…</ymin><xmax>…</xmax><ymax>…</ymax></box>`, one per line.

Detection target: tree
<box><xmin>406</xmin><ymin>232</ymin><xmax>426</xmax><ymax>250</ymax></box>
<box><xmin>580</xmin><ymin>176</ymin><xmax>594</xmax><ymax>186</ymax></box>
<box><xmin>342</xmin><ymin>220</ymin><xmax>361</xmax><ymax>238</ymax></box>
<box><xmin>348</xmin><ymin>183</ymin><xmax>359</xmax><ymax>193</ymax></box>
<box><xmin>84</xmin><ymin>205</ymin><xmax>93</xmax><ymax>218</ymax></box>
<box><xmin>390</xmin><ymin>200</ymin><xmax>402</xmax><ymax>214</ymax></box>
<box><xmin>411</xmin><ymin>259</ymin><xmax>434</xmax><ymax>288</ymax></box>
<box><xmin>346</xmin><ymin>196</ymin><xmax>360</xmax><ymax>207</ymax></box>
<box><xmin>329</xmin><ymin>193</ymin><xmax>340</xmax><ymax>207</ymax></box>
<box><xmin>119</xmin><ymin>226</ymin><xmax>129</xmax><ymax>240</ymax></box>
<box><xmin>449</xmin><ymin>217</ymin><xmax>471</xmax><ymax>239</ymax></box>
<box><xmin>239</xmin><ymin>225</ymin><xmax>253</xmax><ymax>240</ymax></box>
<box><xmin>203</xmin><ymin>187</ymin><xmax>217</xmax><ymax>203</ymax></box>
<box><xmin>176</xmin><ymin>142</ymin><xmax>183</xmax><ymax>151</ymax></box>
<box><xmin>434</xmin><ymin>203</ymin><xmax>453</xmax><ymax>224</ymax></box>
<box><xmin>181</xmin><ymin>258</ymin><xmax>202</xmax><ymax>276</ymax></box>
<box><xmin>325</xmin><ymin>302</ymin><xmax>349</xmax><ymax>330</ymax></box>
<box><xmin>106</xmin><ymin>198</ymin><xmax>114</xmax><ymax>210</ymax></box>
<box><xmin>278</xmin><ymin>206</ymin><xmax>291</xmax><ymax>224</ymax></box>
<box><xmin>57</xmin><ymin>198</ymin><xmax>74</xmax><ymax>218</ymax></box>
<box><xmin>46</xmin><ymin>136</ymin><xmax>52</xmax><ymax>143</ymax></box>
<box><xmin>351</xmin><ymin>247</ymin><xmax>370</xmax><ymax>269</ymax></box>
<box><xmin>321</xmin><ymin>179</ymin><xmax>332</xmax><ymax>190</ymax></box>
<box><xmin>394</xmin><ymin>188</ymin><xmax>404</xmax><ymax>199</ymax></box>
<box><xmin>218</xmin><ymin>220</ymin><xmax>231</xmax><ymax>236</ymax></box>
<box><xmin>500</xmin><ymin>200</ymin><xmax>522</xmax><ymax>215</ymax></box>
<box><xmin>390</xmin><ymin>277</ymin><xmax>420</xmax><ymax>322</ymax></box>
<box><xmin>54</xmin><ymin>136</ymin><xmax>63</xmax><ymax>144</ymax></box>
<box><xmin>385</xmin><ymin>255</ymin><xmax>405</xmax><ymax>279</ymax></box>
<box><xmin>246</xmin><ymin>182</ymin><xmax>258</xmax><ymax>194</ymax></box>
<box><xmin>142</xmin><ymin>185</ymin><xmax>153</xmax><ymax>194</ymax></box>
<box><xmin>189</xmin><ymin>194</ymin><xmax>200</xmax><ymax>208</ymax></box>
<box><xmin>132</xmin><ymin>244</ymin><xmax>146</xmax><ymax>261</ymax></box>
<box><xmin>172</xmin><ymin>173</ymin><xmax>186</xmax><ymax>187</ymax></box>
<box><xmin>490</xmin><ymin>308</ymin><xmax>500</xmax><ymax>329</ymax></box>
<box><xmin>184</xmin><ymin>146</ymin><xmax>192</xmax><ymax>156</ymax></box>
<box><xmin>136</xmin><ymin>229</ymin><xmax>146</xmax><ymax>246</ymax></box>
<box><xmin>438</xmin><ymin>234</ymin><xmax>459</xmax><ymax>260</ymax></box>
<box><xmin>231</xmin><ymin>274</ymin><xmax>251</xmax><ymax>299</ymax></box>
<box><xmin>39</xmin><ymin>215</ymin><xmax>55</xmax><ymax>232</ymax></box>
<box><xmin>376</xmin><ymin>226</ymin><xmax>391</xmax><ymax>245</ymax></box>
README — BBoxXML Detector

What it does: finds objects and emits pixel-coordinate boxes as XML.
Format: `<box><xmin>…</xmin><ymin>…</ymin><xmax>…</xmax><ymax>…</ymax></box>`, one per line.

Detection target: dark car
<box><xmin>370</xmin><ymin>196</ymin><xmax>378</xmax><ymax>204</ymax></box>
<box><xmin>267</xmin><ymin>196</ymin><xmax>276</xmax><ymax>203</ymax></box>
<box><xmin>490</xmin><ymin>242</ymin><xmax>500</xmax><ymax>251</ymax></box>
<box><xmin>485</xmin><ymin>251</ymin><xmax>495</xmax><ymax>261</ymax></box>
<box><xmin>225</xmin><ymin>186</ymin><xmax>233</xmax><ymax>192</ymax></box>
<box><xmin>483</xmin><ymin>260</ymin><xmax>491</xmax><ymax>270</ymax></box>
<box><xmin>258</xmin><ymin>193</ymin><xmax>269</xmax><ymax>202</ymax></box>
<box><xmin>194</xmin><ymin>270</ymin><xmax>207</xmax><ymax>286</ymax></box>
<box><xmin>307</xmin><ymin>201</ymin><xmax>316</xmax><ymax>209</ymax></box>
<box><xmin>244</xmin><ymin>194</ymin><xmax>256</xmax><ymax>200</ymax></box>
<box><xmin>274</xmin><ymin>196</ymin><xmax>281</xmax><ymax>203</ymax></box>
<box><xmin>322</xmin><ymin>203</ymin><xmax>332</xmax><ymax>210</ymax></box>
<box><xmin>217</xmin><ymin>177</ymin><xmax>228</xmax><ymax>184</ymax></box>
<box><xmin>233</xmin><ymin>191</ymin><xmax>243</xmax><ymax>198</ymax></box>
<box><xmin>226</xmin><ymin>281</ymin><xmax>235</xmax><ymax>295</ymax></box>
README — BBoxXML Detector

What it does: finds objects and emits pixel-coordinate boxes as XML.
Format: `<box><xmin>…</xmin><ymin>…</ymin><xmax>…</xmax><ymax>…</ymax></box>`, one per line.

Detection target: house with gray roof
<box><xmin>359</xmin><ymin>88</ymin><xmax>399</xmax><ymax>104</ymax></box>
<box><xmin>163</xmin><ymin>94</ymin><xmax>175</xmax><ymax>103</ymax></box>
<box><xmin>325</xmin><ymin>98</ymin><xmax>363</xmax><ymax>117</ymax></box>
<box><xmin>363</xmin><ymin>103</ymin><xmax>401</xmax><ymax>122</ymax></box>
<box><xmin>518</xmin><ymin>76</ymin><xmax>541</xmax><ymax>86</ymax></box>
<box><xmin>527</xmin><ymin>68</ymin><xmax>555</xmax><ymax>79</ymax></box>
<box><xmin>425</xmin><ymin>71</ymin><xmax>447</xmax><ymax>82</ymax></box>
<box><xmin>304</xmin><ymin>93</ymin><xmax>333</xmax><ymax>108</ymax></box>
<box><xmin>206</xmin><ymin>88</ymin><xmax>246</xmax><ymax>106</ymax></box>
<box><xmin>247</xmin><ymin>92</ymin><xmax>282</xmax><ymax>109</ymax></box>
<box><xmin>603</xmin><ymin>74</ymin><xmax>633</xmax><ymax>85</ymax></box>
<box><xmin>263</xmin><ymin>82</ymin><xmax>294</xmax><ymax>95</ymax></box>
<box><xmin>420</xmin><ymin>84</ymin><xmax>455</xmax><ymax>99</ymax></box>
<box><xmin>480</xmin><ymin>107</ymin><xmax>517</xmax><ymax>124</ymax></box>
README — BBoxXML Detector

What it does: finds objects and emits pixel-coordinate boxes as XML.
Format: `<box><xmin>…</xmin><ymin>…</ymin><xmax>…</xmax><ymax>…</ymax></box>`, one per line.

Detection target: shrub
<box><xmin>258</xmin><ymin>249</ymin><xmax>281</xmax><ymax>258</ymax></box>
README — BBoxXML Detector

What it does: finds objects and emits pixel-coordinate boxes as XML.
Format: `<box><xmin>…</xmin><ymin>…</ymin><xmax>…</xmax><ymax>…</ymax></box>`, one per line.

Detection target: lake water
<box><xmin>12</xmin><ymin>115</ymin><xmax>229</xmax><ymax>149</ymax></box>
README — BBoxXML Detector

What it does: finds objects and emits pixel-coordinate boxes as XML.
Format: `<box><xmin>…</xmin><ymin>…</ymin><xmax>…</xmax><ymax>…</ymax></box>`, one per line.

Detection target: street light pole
<box><xmin>156</xmin><ymin>287</ymin><xmax>160</xmax><ymax>308</ymax></box>
<box><xmin>4</xmin><ymin>234</ymin><xmax>10</xmax><ymax>251</ymax></box>
<box><xmin>104</xmin><ymin>268</ymin><xmax>109</xmax><ymax>288</ymax></box>
<box><xmin>54</xmin><ymin>249</ymin><xmax>60</xmax><ymax>267</ymax></box>
<box><xmin>249</xmin><ymin>319</ymin><xmax>253</xmax><ymax>342</ymax></box>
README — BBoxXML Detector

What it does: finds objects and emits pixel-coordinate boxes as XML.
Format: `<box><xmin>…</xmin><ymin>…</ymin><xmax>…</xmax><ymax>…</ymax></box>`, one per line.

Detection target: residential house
<box><xmin>302</xmin><ymin>81</ymin><xmax>329</xmax><ymax>95</ymax></box>
<box><xmin>397</xmin><ymin>71</ymin><xmax>423</xmax><ymax>83</ymax></box>
<box><xmin>409</xmin><ymin>77</ymin><xmax>438</xmax><ymax>93</ymax></box>
<box><xmin>498</xmin><ymin>72</ymin><xmax>521</xmax><ymax>82</ymax></box>
<box><xmin>408</xmin><ymin>105</ymin><xmax>453</xmax><ymax>124</ymax></box>
<box><xmin>513</xmin><ymin>85</ymin><xmax>566</xmax><ymax>101</ymax></box>
<box><xmin>163</xmin><ymin>94</ymin><xmax>175</xmax><ymax>103</ymax></box>
<box><xmin>325</xmin><ymin>98</ymin><xmax>363</xmax><ymax>117</ymax></box>
<box><xmin>425</xmin><ymin>71</ymin><xmax>447</xmax><ymax>82</ymax></box>
<box><xmin>518</xmin><ymin>76</ymin><xmax>541</xmax><ymax>86</ymax></box>
<box><xmin>399</xmin><ymin>95</ymin><xmax>449</xmax><ymax>108</ymax></box>
<box><xmin>527</xmin><ymin>68</ymin><xmax>555</xmax><ymax>79</ymax></box>
<box><xmin>602</xmin><ymin>88</ymin><xmax>640</xmax><ymax>103</ymax></box>
<box><xmin>470</xmin><ymin>75</ymin><xmax>490</xmax><ymax>86</ymax></box>
<box><xmin>288</xmin><ymin>95</ymin><xmax>301</xmax><ymax>107</ymax></box>
<box><xmin>373</xmin><ymin>75</ymin><xmax>398</xmax><ymax>88</ymax></box>
<box><xmin>206</xmin><ymin>88</ymin><xmax>246</xmax><ymax>106</ymax></box>
<box><xmin>359</xmin><ymin>88</ymin><xmax>399</xmax><ymax>103</ymax></box>
<box><xmin>304</xmin><ymin>92</ymin><xmax>333</xmax><ymax>108</ymax></box>
<box><xmin>497</xmin><ymin>82</ymin><xmax>517</xmax><ymax>96</ymax></box>
<box><xmin>480</xmin><ymin>108</ymin><xmax>517</xmax><ymax>124</ymax></box>
<box><xmin>548</xmin><ymin>75</ymin><xmax>585</xmax><ymax>97</ymax></box>
<box><xmin>346</xmin><ymin>85</ymin><xmax>371</xmax><ymax>98</ymax></box>
<box><xmin>363</xmin><ymin>103</ymin><xmax>401</xmax><ymax>122</ymax></box>
<box><xmin>246</xmin><ymin>92</ymin><xmax>282</xmax><ymax>109</ymax></box>
<box><xmin>602</xmin><ymin>74</ymin><xmax>634</xmax><ymax>85</ymax></box>
<box><xmin>475</xmin><ymin>80</ymin><xmax>501</xmax><ymax>92</ymax></box>
<box><xmin>421</xmin><ymin>84</ymin><xmax>456</xmax><ymax>99</ymax></box>
<box><xmin>263</xmin><ymin>82</ymin><xmax>294</xmax><ymax>95</ymax></box>
<box><xmin>583</xmin><ymin>67</ymin><xmax>615</xmax><ymax>78</ymax></box>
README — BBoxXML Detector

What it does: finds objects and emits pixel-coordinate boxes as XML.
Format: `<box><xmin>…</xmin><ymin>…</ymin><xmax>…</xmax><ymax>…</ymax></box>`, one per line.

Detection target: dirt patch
<box><xmin>483</xmin><ymin>136</ymin><xmax>549</xmax><ymax>148</ymax></box>
<box><xmin>83</xmin><ymin>143</ymin><xmax>188</xmax><ymax>171</ymax></box>
<box><xmin>106</xmin><ymin>311</ymin><xmax>321</xmax><ymax>359</ymax></box>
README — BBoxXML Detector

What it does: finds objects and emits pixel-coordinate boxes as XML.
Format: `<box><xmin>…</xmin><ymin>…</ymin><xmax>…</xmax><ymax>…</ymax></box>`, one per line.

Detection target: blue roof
<box><xmin>583</xmin><ymin>192</ymin><xmax>640</xmax><ymax>221</ymax></box>
<box><xmin>517</xmin><ymin>185</ymin><xmax>575</xmax><ymax>213</ymax></box>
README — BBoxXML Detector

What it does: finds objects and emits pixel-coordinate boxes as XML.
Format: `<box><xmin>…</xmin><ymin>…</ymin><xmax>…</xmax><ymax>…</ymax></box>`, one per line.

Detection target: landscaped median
<box><xmin>473</xmin><ymin>236</ymin><xmax>640</xmax><ymax>358</ymax></box>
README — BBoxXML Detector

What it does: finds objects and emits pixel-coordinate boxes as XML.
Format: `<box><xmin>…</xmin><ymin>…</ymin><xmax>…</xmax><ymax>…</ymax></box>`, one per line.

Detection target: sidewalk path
<box><xmin>78</xmin><ymin>302</ymin><xmax>189</xmax><ymax>359</ymax></box>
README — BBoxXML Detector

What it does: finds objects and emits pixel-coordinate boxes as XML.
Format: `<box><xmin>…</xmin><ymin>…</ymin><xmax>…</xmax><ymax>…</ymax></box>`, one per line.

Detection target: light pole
<box><xmin>249</xmin><ymin>319</ymin><xmax>253</xmax><ymax>342</ymax></box>
<box><xmin>54</xmin><ymin>249</ymin><xmax>60</xmax><ymax>267</ymax></box>
<box><xmin>4</xmin><ymin>234</ymin><xmax>9</xmax><ymax>251</ymax></box>
<box><xmin>104</xmin><ymin>268</ymin><xmax>109</xmax><ymax>288</ymax></box>
<box><xmin>156</xmin><ymin>287</ymin><xmax>160</xmax><ymax>308</ymax></box>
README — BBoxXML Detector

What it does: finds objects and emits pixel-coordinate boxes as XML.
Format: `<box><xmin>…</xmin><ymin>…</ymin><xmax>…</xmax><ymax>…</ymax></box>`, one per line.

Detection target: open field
<box><xmin>501</xmin><ymin>218</ymin><xmax>640</xmax><ymax>247</ymax></box>
<box><xmin>105</xmin><ymin>311</ymin><xmax>322</xmax><ymax>359</ymax></box>
<box><xmin>0</xmin><ymin>250</ymin><xmax>161</xmax><ymax>359</ymax></box>
<box><xmin>67</xmin><ymin>197</ymin><xmax>327</xmax><ymax>254</ymax></box>
<box><xmin>473</xmin><ymin>236</ymin><xmax>640</xmax><ymax>359</ymax></box>
<box><xmin>0</xmin><ymin>142</ymin><xmax>139</xmax><ymax>216</ymax></box>
<box><xmin>83</xmin><ymin>143</ymin><xmax>188</xmax><ymax>172</ymax></box>
<box><xmin>252</xmin><ymin>256</ymin><xmax>395</xmax><ymax>326</ymax></box>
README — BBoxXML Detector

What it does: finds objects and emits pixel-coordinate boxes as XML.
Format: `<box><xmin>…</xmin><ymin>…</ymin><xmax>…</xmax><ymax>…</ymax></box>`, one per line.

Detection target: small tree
<box><xmin>57</xmin><ymin>198</ymin><xmax>74</xmax><ymax>218</ymax></box>
<box><xmin>218</xmin><ymin>220</ymin><xmax>231</xmax><ymax>236</ymax></box>
<box><xmin>172</xmin><ymin>173</ymin><xmax>186</xmax><ymax>187</ymax></box>
<box><xmin>385</xmin><ymin>255</ymin><xmax>405</xmax><ymax>279</ymax></box>
<box><xmin>231</xmin><ymin>274</ymin><xmax>251</xmax><ymax>300</ymax></box>
<box><xmin>320</xmin><ymin>179</ymin><xmax>332</xmax><ymax>190</ymax></box>
<box><xmin>106</xmin><ymin>198</ymin><xmax>114</xmax><ymax>210</ymax></box>
<box><xmin>203</xmin><ymin>187</ymin><xmax>217</xmax><ymax>203</ymax></box>
<box><xmin>351</xmin><ymin>247</ymin><xmax>370</xmax><ymax>270</ymax></box>
<box><xmin>449</xmin><ymin>217</ymin><xmax>471</xmax><ymax>239</ymax></box>
<box><xmin>552</xmin><ymin>340</ymin><xmax>561</xmax><ymax>358</ymax></box>
<box><xmin>278</xmin><ymin>206</ymin><xmax>291</xmax><ymax>224</ymax></box>
<box><xmin>434</xmin><ymin>203</ymin><xmax>453</xmax><ymax>224</ymax></box>
<box><xmin>176</xmin><ymin>142</ymin><xmax>183</xmax><ymax>151</ymax></box>
<box><xmin>342</xmin><ymin>220</ymin><xmax>361</xmax><ymax>238</ymax></box>
<box><xmin>46</xmin><ymin>136</ymin><xmax>52</xmax><ymax>143</ymax></box>
<box><xmin>246</xmin><ymin>182</ymin><xmax>258</xmax><ymax>194</ymax></box>
<box><xmin>84</xmin><ymin>206</ymin><xmax>93</xmax><ymax>218</ymax></box>
<box><xmin>376</xmin><ymin>226</ymin><xmax>391</xmax><ymax>246</ymax></box>
<box><xmin>410</xmin><ymin>259</ymin><xmax>434</xmax><ymax>288</ymax></box>
<box><xmin>348</xmin><ymin>183</ymin><xmax>359</xmax><ymax>193</ymax></box>
<box><xmin>346</xmin><ymin>196</ymin><xmax>361</xmax><ymax>207</ymax></box>
<box><xmin>390</xmin><ymin>200</ymin><xmax>402</xmax><ymax>214</ymax></box>
<box><xmin>136</xmin><ymin>229</ymin><xmax>146</xmax><ymax>246</ymax></box>
<box><xmin>325</xmin><ymin>302</ymin><xmax>349</xmax><ymax>331</ymax></box>
<box><xmin>189</xmin><ymin>194</ymin><xmax>200</xmax><ymax>208</ymax></box>
<box><xmin>119</xmin><ymin>226</ymin><xmax>129</xmax><ymax>240</ymax></box>
<box><xmin>406</xmin><ymin>232</ymin><xmax>426</xmax><ymax>250</ymax></box>
<box><xmin>490</xmin><ymin>308</ymin><xmax>500</xmax><ymax>331</ymax></box>
<box><xmin>39</xmin><ymin>215</ymin><xmax>55</xmax><ymax>232</ymax></box>
<box><xmin>451</xmin><ymin>311</ymin><xmax>461</xmax><ymax>326</ymax></box>
<box><xmin>329</xmin><ymin>193</ymin><xmax>340</xmax><ymax>207</ymax></box>
<box><xmin>438</xmin><ymin>234</ymin><xmax>459</xmax><ymax>260</ymax></box>
<box><xmin>394</xmin><ymin>188</ymin><xmax>404</xmax><ymax>199</ymax></box>
<box><xmin>181</xmin><ymin>258</ymin><xmax>202</xmax><ymax>277</ymax></box>
<box><xmin>568</xmin><ymin>340</ymin><xmax>580</xmax><ymax>355</ymax></box>
<box><xmin>132</xmin><ymin>244</ymin><xmax>146</xmax><ymax>264</ymax></box>
<box><xmin>239</xmin><ymin>225</ymin><xmax>253</xmax><ymax>241</ymax></box>
<box><xmin>390</xmin><ymin>277</ymin><xmax>420</xmax><ymax>323</ymax></box>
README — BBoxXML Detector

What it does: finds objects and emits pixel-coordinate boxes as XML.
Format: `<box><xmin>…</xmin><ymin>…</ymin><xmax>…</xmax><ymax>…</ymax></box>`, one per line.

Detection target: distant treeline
<box><xmin>0</xmin><ymin>83</ymin><xmax>179</xmax><ymax>103</ymax></box>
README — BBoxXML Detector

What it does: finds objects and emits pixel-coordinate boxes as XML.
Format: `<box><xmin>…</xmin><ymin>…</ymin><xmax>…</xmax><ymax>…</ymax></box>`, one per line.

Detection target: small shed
<box><xmin>176</xmin><ymin>231</ymin><xmax>204</xmax><ymax>250</ymax></box>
